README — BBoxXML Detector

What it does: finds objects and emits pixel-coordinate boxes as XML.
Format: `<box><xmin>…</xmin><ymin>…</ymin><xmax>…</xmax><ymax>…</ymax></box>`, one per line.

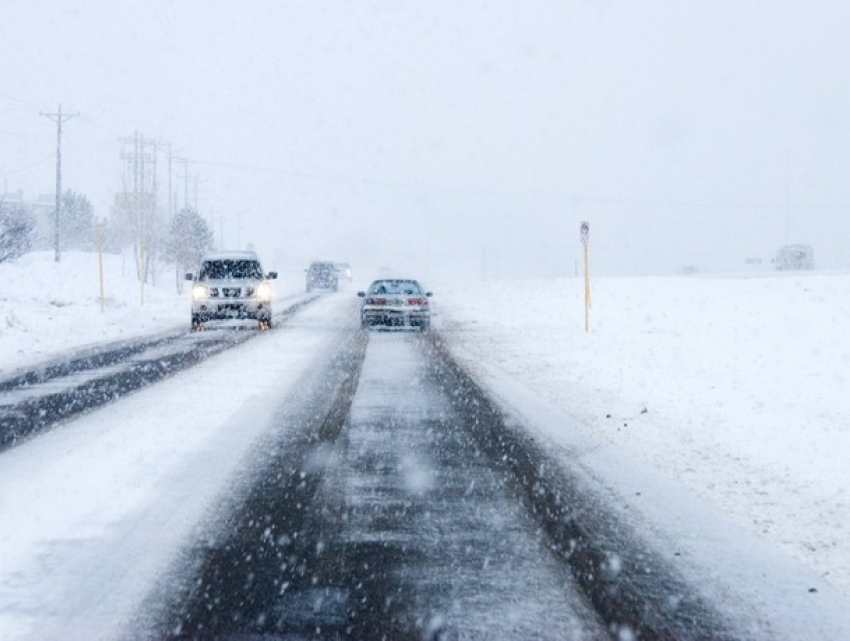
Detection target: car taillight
<box><xmin>408</xmin><ymin>297</ymin><xmax>428</xmax><ymax>306</ymax></box>
<box><xmin>366</xmin><ymin>297</ymin><xmax>386</xmax><ymax>305</ymax></box>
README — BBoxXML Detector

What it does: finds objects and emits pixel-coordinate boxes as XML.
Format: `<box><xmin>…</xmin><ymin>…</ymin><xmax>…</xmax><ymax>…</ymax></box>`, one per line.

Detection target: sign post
<box><xmin>580</xmin><ymin>221</ymin><xmax>590</xmax><ymax>332</ymax></box>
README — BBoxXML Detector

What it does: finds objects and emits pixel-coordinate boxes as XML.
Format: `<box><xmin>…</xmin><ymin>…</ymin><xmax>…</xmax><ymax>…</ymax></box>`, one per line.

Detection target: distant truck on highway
<box><xmin>774</xmin><ymin>244</ymin><xmax>814</xmax><ymax>271</ymax></box>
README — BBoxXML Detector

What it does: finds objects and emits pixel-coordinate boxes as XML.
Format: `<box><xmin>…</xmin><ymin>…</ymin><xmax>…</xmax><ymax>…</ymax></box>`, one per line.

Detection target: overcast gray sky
<box><xmin>2</xmin><ymin>0</ymin><xmax>849</xmax><ymax>278</ymax></box>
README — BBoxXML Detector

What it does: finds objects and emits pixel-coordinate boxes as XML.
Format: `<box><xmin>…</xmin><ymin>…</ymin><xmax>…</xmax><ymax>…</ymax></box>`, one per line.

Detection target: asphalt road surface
<box><xmin>138</xmin><ymin>326</ymin><xmax>730</xmax><ymax>640</ymax></box>
<box><xmin>145</xmin><ymin>331</ymin><xmax>604</xmax><ymax>639</ymax></box>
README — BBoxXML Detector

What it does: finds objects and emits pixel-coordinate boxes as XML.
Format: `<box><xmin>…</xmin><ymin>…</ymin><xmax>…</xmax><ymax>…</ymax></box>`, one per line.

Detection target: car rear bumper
<box><xmin>361</xmin><ymin>308</ymin><xmax>430</xmax><ymax>327</ymax></box>
<box><xmin>307</xmin><ymin>279</ymin><xmax>338</xmax><ymax>289</ymax></box>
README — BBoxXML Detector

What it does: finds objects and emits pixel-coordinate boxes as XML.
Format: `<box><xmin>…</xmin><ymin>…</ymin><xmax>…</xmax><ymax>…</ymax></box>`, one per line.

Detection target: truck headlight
<box><xmin>256</xmin><ymin>282</ymin><xmax>273</xmax><ymax>301</ymax></box>
<box><xmin>192</xmin><ymin>285</ymin><xmax>209</xmax><ymax>301</ymax></box>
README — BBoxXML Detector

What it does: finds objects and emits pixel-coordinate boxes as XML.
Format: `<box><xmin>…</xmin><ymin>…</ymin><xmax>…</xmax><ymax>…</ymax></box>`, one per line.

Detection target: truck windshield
<box><xmin>199</xmin><ymin>260</ymin><xmax>263</xmax><ymax>280</ymax></box>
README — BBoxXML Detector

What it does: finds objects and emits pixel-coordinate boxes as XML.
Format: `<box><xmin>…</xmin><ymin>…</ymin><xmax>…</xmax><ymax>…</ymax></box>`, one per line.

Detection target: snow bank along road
<box><xmin>0</xmin><ymin>294</ymin><xmax>318</xmax><ymax>450</ymax></box>
<box><xmin>0</xmin><ymin>292</ymin><xmax>838</xmax><ymax>638</ymax></box>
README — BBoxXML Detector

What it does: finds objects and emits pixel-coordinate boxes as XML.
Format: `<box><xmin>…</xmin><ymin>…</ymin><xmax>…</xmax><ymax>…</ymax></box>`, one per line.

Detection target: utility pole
<box><xmin>177</xmin><ymin>158</ymin><xmax>200</xmax><ymax>212</ymax></box>
<box><xmin>119</xmin><ymin>131</ymin><xmax>158</xmax><ymax>284</ymax></box>
<box><xmin>168</xmin><ymin>147</ymin><xmax>174</xmax><ymax>218</ymax></box>
<box><xmin>181</xmin><ymin>158</ymin><xmax>190</xmax><ymax>209</ymax></box>
<box><xmin>40</xmin><ymin>104</ymin><xmax>78</xmax><ymax>263</ymax></box>
<box><xmin>784</xmin><ymin>149</ymin><xmax>790</xmax><ymax>243</ymax></box>
<box><xmin>194</xmin><ymin>175</ymin><xmax>202</xmax><ymax>214</ymax></box>
<box><xmin>165</xmin><ymin>144</ymin><xmax>182</xmax><ymax>219</ymax></box>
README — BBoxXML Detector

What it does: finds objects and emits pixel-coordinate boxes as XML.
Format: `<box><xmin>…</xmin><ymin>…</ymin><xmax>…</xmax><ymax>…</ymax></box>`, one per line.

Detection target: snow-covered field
<box><xmin>435</xmin><ymin>271</ymin><xmax>850</xmax><ymax>597</ymax></box>
<box><xmin>2</xmin><ymin>251</ymin><xmax>850</xmax><ymax>635</ymax></box>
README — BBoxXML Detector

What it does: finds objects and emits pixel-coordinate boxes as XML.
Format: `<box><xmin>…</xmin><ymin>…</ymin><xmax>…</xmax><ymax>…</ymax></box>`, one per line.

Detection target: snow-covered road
<box><xmin>143</xmin><ymin>331</ymin><xmax>609</xmax><ymax>639</ymax></box>
<box><xmin>0</xmin><ymin>294</ymin><xmax>360</xmax><ymax>639</ymax></box>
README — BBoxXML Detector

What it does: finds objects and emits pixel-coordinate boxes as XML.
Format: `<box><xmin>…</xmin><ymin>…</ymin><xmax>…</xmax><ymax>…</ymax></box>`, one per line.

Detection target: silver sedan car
<box><xmin>358</xmin><ymin>279</ymin><xmax>432</xmax><ymax>331</ymax></box>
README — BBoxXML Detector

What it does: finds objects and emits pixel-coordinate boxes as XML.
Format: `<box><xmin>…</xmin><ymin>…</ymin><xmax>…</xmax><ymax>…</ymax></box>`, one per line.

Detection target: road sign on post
<box><xmin>580</xmin><ymin>221</ymin><xmax>590</xmax><ymax>332</ymax></box>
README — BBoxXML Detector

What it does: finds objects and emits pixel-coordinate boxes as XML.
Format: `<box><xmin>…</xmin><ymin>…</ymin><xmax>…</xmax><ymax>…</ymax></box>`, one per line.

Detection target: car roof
<box><xmin>368</xmin><ymin>279</ymin><xmax>422</xmax><ymax>288</ymax></box>
<box><xmin>201</xmin><ymin>251</ymin><xmax>261</xmax><ymax>261</ymax></box>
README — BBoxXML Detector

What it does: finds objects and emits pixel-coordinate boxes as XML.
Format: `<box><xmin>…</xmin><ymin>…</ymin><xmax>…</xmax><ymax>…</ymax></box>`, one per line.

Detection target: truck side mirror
<box><xmin>185</xmin><ymin>272</ymin><xmax>194</xmax><ymax>281</ymax></box>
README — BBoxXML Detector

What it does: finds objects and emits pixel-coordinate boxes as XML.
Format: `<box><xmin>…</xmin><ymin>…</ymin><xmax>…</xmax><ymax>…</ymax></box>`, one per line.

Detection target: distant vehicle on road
<box><xmin>185</xmin><ymin>251</ymin><xmax>277</xmax><ymax>331</ymax></box>
<box><xmin>305</xmin><ymin>261</ymin><xmax>339</xmax><ymax>292</ymax></box>
<box><xmin>358</xmin><ymin>279</ymin><xmax>432</xmax><ymax>331</ymax></box>
<box><xmin>334</xmin><ymin>262</ymin><xmax>353</xmax><ymax>281</ymax></box>
<box><xmin>774</xmin><ymin>244</ymin><xmax>814</xmax><ymax>271</ymax></box>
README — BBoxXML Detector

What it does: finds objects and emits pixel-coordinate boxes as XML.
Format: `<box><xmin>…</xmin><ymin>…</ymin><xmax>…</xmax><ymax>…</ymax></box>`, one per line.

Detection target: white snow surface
<box><xmin>1</xmin><ymin>252</ymin><xmax>850</xmax><ymax>637</ymax></box>
<box><xmin>435</xmin><ymin>272</ymin><xmax>850</xmax><ymax>636</ymax></box>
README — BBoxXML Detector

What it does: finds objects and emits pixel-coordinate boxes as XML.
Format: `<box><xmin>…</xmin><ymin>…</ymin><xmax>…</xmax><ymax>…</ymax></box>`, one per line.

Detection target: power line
<box><xmin>0</xmin><ymin>90</ymin><xmax>50</xmax><ymax>106</ymax></box>
<box><xmin>0</xmin><ymin>153</ymin><xmax>54</xmax><ymax>178</ymax></box>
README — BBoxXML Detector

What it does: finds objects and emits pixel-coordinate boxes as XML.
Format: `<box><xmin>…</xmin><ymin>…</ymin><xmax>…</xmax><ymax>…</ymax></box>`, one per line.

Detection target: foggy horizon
<box><xmin>3</xmin><ymin>0</ymin><xmax>849</xmax><ymax>278</ymax></box>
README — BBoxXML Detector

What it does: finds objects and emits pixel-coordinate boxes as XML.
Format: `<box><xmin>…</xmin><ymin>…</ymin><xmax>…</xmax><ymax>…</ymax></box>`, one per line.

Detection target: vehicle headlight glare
<box><xmin>192</xmin><ymin>285</ymin><xmax>208</xmax><ymax>301</ymax></box>
<box><xmin>256</xmin><ymin>282</ymin><xmax>273</xmax><ymax>301</ymax></box>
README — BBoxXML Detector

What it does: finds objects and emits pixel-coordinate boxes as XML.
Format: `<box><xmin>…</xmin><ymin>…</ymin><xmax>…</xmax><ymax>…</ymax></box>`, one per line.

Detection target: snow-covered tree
<box><xmin>0</xmin><ymin>204</ymin><xmax>35</xmax><ymax>263</ymax></box>
<box><xmin>163</xmin><ymin>207</ymin><xmax>214</xmax><ymax>291</ymax></box>
<box><xmin>60</xmin><ymin>190</ymin><xmax>96</xmax><ymax>251</ymax></box>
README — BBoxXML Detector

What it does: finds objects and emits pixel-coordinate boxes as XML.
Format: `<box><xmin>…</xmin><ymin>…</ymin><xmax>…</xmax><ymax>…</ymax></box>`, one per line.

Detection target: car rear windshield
<box><xmin>369</xmin><ymin>280</ymin><xmax>422</xmax><ymax>295</ymax></box>
<box><xmin>200</xmin><ymin>260</ymin><xmax>263</xmax><ymax>280</ymax></box>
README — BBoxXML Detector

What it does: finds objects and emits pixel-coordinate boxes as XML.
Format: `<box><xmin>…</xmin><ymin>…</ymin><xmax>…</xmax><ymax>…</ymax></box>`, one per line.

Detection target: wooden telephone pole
<box><xmin>40</xmin><ymin>104</ymin><xmax>78</xmax><ymax>263</ymax></box>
